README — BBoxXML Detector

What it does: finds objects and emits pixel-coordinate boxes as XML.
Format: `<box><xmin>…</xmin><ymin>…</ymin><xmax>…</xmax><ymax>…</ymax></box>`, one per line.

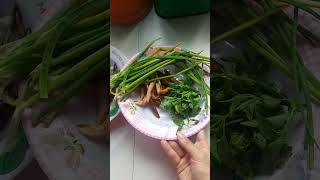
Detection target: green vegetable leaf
<box><xmin>230</xmin><ymin>132</ymin><xmax>248</xmax><ymax>150</ymax></box>
<box><xmin>172</xmin><ymin>116</ymin><xmax>184</xmax><ymax>132</ymax></box>
<box><xmin>254</xmin><ymin>132</ymin><xmax>266</xmax><ymax>149</ymax></box>
<box><xmin>261</xmin><ymin>95</ymin><xmax>281</xmax><ymax>109</ymax></box>
<box><xmin>267</xmin><ymin>113</ymin><xmax>289</xmax><ymax>128</ymax></box>
<box><xmin>240</xmin><ymin>120</ymin><xmax>258</xmax><ymax>128</ymax></box>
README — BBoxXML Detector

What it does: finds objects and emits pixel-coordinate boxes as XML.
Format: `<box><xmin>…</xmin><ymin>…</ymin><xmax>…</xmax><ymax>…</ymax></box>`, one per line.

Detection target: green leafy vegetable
<box><xmin>211</xmin><ymin>74</ymin><xmax>297</xmax><ymax>179</ymax></box>
<box><xmin>211</xmin><ymin>0</ymin><xmax>320</xmax><ymax>176</ymax></box>
<box><xmin>162</xmin><ymin>83</ymin><xmax>202</xmax><ymax>130</ymax></box>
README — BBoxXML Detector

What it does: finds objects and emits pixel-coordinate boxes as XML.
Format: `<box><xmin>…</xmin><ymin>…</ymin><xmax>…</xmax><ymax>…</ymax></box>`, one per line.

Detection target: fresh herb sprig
<box><xmin>162</xmin><ymin>83</ymin><xmax>202</xmax><ymax>130</ymax></box>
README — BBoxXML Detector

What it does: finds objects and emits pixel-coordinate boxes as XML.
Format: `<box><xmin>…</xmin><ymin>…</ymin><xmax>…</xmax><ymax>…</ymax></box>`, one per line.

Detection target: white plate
<box><xmin>118</xmin><ymin>46</ymin><xmax>210</xmax><ymax>140</ymax></box>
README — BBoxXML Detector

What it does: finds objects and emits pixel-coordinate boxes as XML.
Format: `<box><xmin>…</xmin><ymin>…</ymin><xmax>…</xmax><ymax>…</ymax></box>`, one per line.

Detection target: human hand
<box><xmin>160</xmin><ymin>130</ymin><xmax>210</xmax><ymax>180</ymax></box>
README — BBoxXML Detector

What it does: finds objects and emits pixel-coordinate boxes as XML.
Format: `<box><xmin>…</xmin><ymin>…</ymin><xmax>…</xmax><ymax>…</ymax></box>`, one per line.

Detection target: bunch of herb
<box><xmin>162</xmin><ymin>83</ymin><xmax>202</xmax><ymax>130</ymax></box>
<box><xmin>211</xmin><ymin>73</ymin><xmax>300</xmax><ymax>180</ymax></box>
<box><xmin>211</xmin><ymin>0</ymin><xmax>320</xmax><ymax>169</ymax></box>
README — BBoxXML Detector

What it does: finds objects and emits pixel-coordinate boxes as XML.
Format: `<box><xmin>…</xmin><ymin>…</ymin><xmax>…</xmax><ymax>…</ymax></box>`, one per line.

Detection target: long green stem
<box><xmin>74</xmin><ymin>9</ymin><xmax>110</xmax><ymax>29</ymax></box>
<box><xmin>57</xmin><ymin>23</ymin><xmax>108</xmax><ymax>51</ymax></box>
<box><xmin>39</xmin><ymin>21</ymin><xmax>67</xmax><ymax>98</ymax></box>
<box><xmin>53</xmin><ymin>32</ymin><xmax>109</xmax><ymax>66</ymax></box>
<box><xmin>290</xmin><ymin>7</ymin><xmax>314</xmax><ymax>168</ymax></box>
<box><xmin>280</xmin><ymin>0</ymin><xmax>320</xmax><ymax>8</ymax></box>
<box><xmin>120</xmin><ymin>60</ymin><xmax>176</xmax><ymax>95</ymax></box>
<box><xmin>146</xmin><ymin>62</ymin><xmax>201</xmax><ymax>82</ymax></box>
<box><xmin>32</xmin><ymin>60</ymin><xmax>105</xmax><ymax>125</ymax></box>
<box><xmin>50</xmin><ymin>45</ymin><xmax>109</xmax><ymax>90</ymax></box>
<box><xmin>211</xmin><ymin>7</ymin><xmax>284</xmax><ymax>44</ymax></box>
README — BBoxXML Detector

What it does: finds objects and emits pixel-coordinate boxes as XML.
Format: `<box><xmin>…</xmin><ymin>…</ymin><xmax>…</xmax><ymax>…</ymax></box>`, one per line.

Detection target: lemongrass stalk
<box><xmin>211</xmin><ymin>7</ymin><xmax>284</xmax><ymax>44</ymax></box>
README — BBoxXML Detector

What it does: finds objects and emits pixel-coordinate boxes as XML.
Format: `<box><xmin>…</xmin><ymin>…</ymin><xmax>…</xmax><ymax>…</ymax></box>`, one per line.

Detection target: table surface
<box><xmin>110</xmin><ymin>8</ymin><xmax>210</xmax><ymax>180</ymax></box>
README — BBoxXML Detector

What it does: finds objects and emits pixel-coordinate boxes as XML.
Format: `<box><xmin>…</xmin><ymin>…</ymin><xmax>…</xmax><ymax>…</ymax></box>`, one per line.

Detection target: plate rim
<box><xmin>117</xmin><ymin>45</ymin><xmax>210</xmax><ymax>140</ymax></box>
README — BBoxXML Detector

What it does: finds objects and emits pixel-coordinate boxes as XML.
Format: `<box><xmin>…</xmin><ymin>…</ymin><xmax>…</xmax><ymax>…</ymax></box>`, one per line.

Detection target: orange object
<box><xmin>111</xmin><ymin>0</ymin><xmax>153</xmax><ymax>24</ymax></box>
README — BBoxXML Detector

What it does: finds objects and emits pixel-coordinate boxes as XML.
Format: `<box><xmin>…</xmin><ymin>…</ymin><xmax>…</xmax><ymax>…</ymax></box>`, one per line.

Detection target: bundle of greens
<box><xmin>110</xmin><ymin>40</ymin><xmax>210</xmax><ymax>129</ymax></box>
<box><xmin>211</xmin><ymin>72</ymin><xmax>299</xmax><ymax>179</ymax></box>
<box><xmin>211</xmin><ymin>0</ymin><xmax>320</xmax><ymax>175</ymax></box>
<box><xmin>0</xmin><ymin>0</ymin><xmax>109</xmax><ymax>171</ymax></box>
<box><xmin>162</xmin><ymin>83</ymin><xmax>202</xmax><ymax>130</ymax></box>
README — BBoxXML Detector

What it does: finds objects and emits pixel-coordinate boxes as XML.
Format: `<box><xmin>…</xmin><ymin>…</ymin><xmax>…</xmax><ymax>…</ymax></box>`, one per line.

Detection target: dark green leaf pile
<box><xmin>211</xmin><ymin>74</ymin><xmax>299</xmax><ymax>179</ymax></box>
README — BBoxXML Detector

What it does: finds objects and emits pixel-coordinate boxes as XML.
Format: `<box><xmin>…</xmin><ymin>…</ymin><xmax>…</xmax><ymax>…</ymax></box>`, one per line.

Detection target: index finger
<box><xmin>161</xmin><ymin>140</ymin><xmax>180</xmax><ymax>166</ymax></box>
<box><xmin>176</xmin><ymin>132</ymin><xmax>198</xmax><ymax>158</ymax></box>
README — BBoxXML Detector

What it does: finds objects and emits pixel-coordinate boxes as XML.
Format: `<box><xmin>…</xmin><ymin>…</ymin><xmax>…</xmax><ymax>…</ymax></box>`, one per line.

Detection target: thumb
<box><xmin>176</xmin><ymin>132</ymin><xmax>198</xmax><ymax>158</ymax></box>
<box><xmin>196</xmin><ymin>130</ymin><xmax>209</xmax><ymax>149</ymax></box>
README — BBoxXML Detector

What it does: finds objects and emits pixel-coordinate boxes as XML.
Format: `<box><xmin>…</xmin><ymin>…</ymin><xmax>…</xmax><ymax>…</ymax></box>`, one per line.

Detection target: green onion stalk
<box><xmin>0</xmin><ymin>0</ymin><xmax>110</xmax><ymax>154</ymax></box>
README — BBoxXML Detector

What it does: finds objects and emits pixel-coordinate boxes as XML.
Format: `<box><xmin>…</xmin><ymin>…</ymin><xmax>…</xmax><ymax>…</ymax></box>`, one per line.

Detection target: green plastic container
<box><xmin>154</xmin><ymin>0</ymin><xmax>210</xmax><ymax>18</ymax></box>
